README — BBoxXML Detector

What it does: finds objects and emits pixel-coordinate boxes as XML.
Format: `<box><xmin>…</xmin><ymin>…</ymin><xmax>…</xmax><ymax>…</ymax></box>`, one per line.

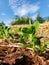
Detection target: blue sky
<box><xmin>0</xmin><ymin>0</ymin><xmax>49</xmax><ymax>25</ymax></box>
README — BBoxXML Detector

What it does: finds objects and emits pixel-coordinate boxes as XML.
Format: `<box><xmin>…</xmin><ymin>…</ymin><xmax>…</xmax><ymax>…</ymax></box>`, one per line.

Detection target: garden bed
<box><xmin>0</xmin><ymin>22</ymin><xmax>49</xmax><ymax>65</ymax></box>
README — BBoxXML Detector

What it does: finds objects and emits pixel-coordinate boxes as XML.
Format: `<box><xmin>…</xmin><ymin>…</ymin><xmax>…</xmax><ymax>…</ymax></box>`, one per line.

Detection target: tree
<box><xmin>0</xmin><ymin>21</ymin><xmax>5</xmax><ymax>26</ymax></box>
<box><xmin>11</xmin><ymin>16</ymin><xmax>33</xmax><ymax>25</ymax></box>
<box><xmin>36</xmin><ymin>13</ymin><xmax>45</xmax><ymax>23</ymax></box>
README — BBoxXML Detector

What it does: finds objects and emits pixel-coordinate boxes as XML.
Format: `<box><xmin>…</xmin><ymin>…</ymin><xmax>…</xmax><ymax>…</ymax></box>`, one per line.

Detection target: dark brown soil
<box><xmin>0</xmin><ymin>45</ymin><xmax>49</xmax><ymax>65</ymax></box>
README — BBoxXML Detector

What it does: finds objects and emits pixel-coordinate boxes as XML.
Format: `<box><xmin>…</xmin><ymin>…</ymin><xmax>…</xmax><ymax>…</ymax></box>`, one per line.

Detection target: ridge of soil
<box><xmin>0</xmin><ymin>40</ymin><xmax>49</xmax><ymax>65</ymax></box>
<box><xmin>0</xmin><ymin>22</ymin><xmax>49</xmax><ymax>65</ymax></box>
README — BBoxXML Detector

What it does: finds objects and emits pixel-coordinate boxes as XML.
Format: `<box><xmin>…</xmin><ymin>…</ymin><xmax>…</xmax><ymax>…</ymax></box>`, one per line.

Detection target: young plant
<box><xmin>36</xmin><ymin>42</ymin><xmax>49</xmax><ymax>55</ymax></box>
<box><xmin>0</xmin><ymin>25</ymin><xmax>14</xmax><ymax>40</ymax></box>
<box><xmin>18</xmin><ymin>21</ymin><xmax>49</xmax><ymax>54</ymax></box>
<box><xmin>19</xmin><ymin>21</ymin><xmax>42</xmax><ymax>49</ymax></box>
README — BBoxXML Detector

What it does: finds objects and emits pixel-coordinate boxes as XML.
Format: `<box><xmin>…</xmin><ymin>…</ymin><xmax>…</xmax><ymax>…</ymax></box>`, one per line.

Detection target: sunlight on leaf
<box><xmin>33</xmin><ymin>21</ymin><xmax>40</xmax><ymax>31</ymax></box>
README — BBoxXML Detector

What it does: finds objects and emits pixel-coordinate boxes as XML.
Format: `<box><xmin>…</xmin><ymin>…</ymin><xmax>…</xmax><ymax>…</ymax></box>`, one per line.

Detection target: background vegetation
<box><xmin>0</xmin><ymin>13</ymin><xmax>49</xmax><ymax>26</ymax></box>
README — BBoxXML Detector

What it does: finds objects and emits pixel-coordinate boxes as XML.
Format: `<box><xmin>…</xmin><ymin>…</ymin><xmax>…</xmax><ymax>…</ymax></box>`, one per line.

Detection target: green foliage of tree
<box><xmin>36</xmin><ymin>13</ymin><xmax>45</xmax><ymax>23</ymax></box>
<box><xmin>0</xmin><ymin>21</ymin><xmax>5</xmax><ymax>26</ymax></box>
<box><xmin>11</xmin><ymin>16</ymin><xmax>33</xmax><ymax>25</ymax></box>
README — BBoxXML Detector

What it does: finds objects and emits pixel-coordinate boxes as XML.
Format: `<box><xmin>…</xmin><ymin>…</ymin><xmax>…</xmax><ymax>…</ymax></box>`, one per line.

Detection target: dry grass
<box><xmin>36</xmin><ymin>22</ymin><xmax>49</xmax><ymax>44</ymax></box>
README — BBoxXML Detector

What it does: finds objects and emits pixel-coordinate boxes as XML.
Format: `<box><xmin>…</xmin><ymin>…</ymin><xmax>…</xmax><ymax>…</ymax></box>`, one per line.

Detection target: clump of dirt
<box><xmin>0</xmin><ymin>45</ymin><xmax>49</xmax><ymax>65</ymax></box>
<box><xmin>0</xmin><ymin>46</ymin><xmax>34</xmax><ymax>65</ymax></box>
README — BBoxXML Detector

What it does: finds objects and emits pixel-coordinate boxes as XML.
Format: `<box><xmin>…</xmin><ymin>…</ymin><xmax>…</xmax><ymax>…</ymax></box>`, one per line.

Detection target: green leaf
<box><xmin>33</xmin><ymin>21</ymin><xmax>40</xmax><ymax>31</ymax></box>
<box><xmin>28</xmin><ymin>25</ymin><xmax>36</xmax><ymax>34</ymax></box>
<box><xmin>19</xmin><ymin>37</ymin><xmax>27</xmax><ymax>46</ymax></box>
<box><xmin>45</xmin><ymin>42</ymin><xmax>49</xmax><ymax>45</ymax></box>
<box><xmin>36</xmin><ymin>45</ymin><xmax>45</xmax><ymax>53</ymax></box>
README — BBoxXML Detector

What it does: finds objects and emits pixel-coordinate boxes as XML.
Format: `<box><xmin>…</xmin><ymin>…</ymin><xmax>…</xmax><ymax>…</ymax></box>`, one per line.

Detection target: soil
<box><xmin>0</xmin><ymin>41</ymin><xmax>49</xmax><ymax>65</ymax></box>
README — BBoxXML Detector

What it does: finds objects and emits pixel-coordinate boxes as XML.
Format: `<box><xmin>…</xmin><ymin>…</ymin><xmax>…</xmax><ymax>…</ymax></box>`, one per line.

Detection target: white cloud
<box><xmin>9</xmin><ymin>0</ymin><xmax>40</xmax><ymax>16</ymax></box>
<box><xmin>1</xmin><ymin>13</ymin><xmax>6</xmax><ymax>16</ymax></box>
